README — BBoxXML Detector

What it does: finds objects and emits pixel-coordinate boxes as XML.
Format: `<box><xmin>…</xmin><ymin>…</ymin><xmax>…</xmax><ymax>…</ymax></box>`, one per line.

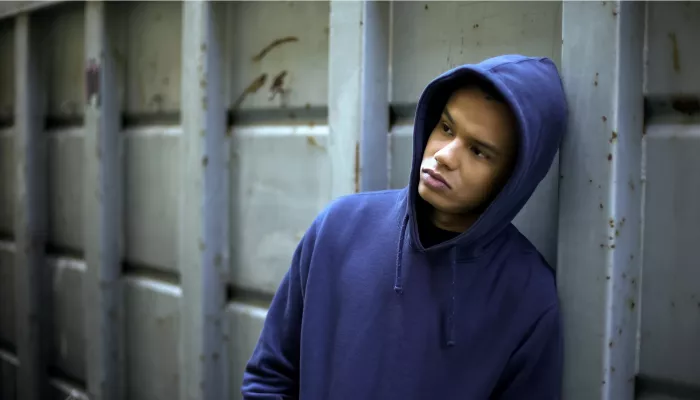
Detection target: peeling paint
<box><xmin>269</xmin><ymin>70</ymin><xmax>288</xmax><ymax>101</ymax></box>
<box><xmin>252</xmin><ymin>36</ymin><xmax>299</xmax><ymax>62</ymax></box>
<box><xmin>233</xmin><ymin>73</ymin><xmax>268</xmax><ymax>110</ymax></box>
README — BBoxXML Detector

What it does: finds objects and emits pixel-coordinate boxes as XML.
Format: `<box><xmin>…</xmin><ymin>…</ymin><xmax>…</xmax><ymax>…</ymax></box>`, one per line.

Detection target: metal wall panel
<box><xmin>227</xmin><ymin>303</ymin><xmax>266</xmax><ymax>400</ymax></box>
<box><xmin>46</xmin><ymin>131</ymin><xmax>83</xmax><ymax>253</ymax></box>
<box><xmin>226</xmin><ymin>2</ymin><xmax>329</xmax><ymax>111</ymax></box>
<box><xmin>36</xmin><ymin>3</ymin><xmax>84</xmax><ymax>122</ymax></box>
<box><xmin>645</xmin><ymin>2</ymin><xmax>700</xmax><ymax>96</ymax></box>
<box><xmin>0</xmin><ymin>242</ymin><xmax>15</xmax><ymax>348</ymax></box>
<box><xmin>0</xmin><ymin>350</ymin><xmax>17</xmax><ymax>400</ymax></box>
<box><xmin>124</xmin><ymin>277</ymin><xmax>180</xmax><ymax>400</ymax></box>
<box><xmin>0</xmin><ymin>20</ymin><xmax>13</xmax><ymax>124</ymax></box>
<box><xmin>121</xmin><ymin>2</ymin><xmax>182</xmax><ymax>117</ymax></box>
<box><xmin>638</xmin><ymin>3</ymin><xmax>700</xmax><ymax>398</ymax></box>
<box><xmin>124</xmin><ymin>129</ymin><xmax>180</xmax><ymax>272</ymax></box>
<box><xmin>230</xmin><ymin>125</ymin><xmax>330</xmax><ymax>295</ymax></box>
<box><xmin>0</xmin><ymin>133</ymin><xmax>14</xmax><ymax>236</ymax></box>
<box><xmin>47</xmin><ymin>257</ymin><xmax>86</xmax><ymax>383</ymax></box>
<box><xmin>390</xmin><ymin>1</ymin><xmax>562</xmax><ymax>105</ymax></box>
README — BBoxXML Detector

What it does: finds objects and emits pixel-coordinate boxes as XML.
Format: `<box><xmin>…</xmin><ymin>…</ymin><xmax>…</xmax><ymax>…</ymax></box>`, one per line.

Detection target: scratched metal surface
<box><xmin>46</xmin><ymin>257</ymin><xmax>86</xmax><ymax>383</ymax></box>
<box><xmin>638</xmin><ymin>3</ymin><xmax>700</xmax><ymax>397</ymax></box>
<box><xmin>0</xmin><ymin>20</ymin><xmax>13</xmax><ymax>125</ymax></box>
<box><xmin>0</xmin><ymin>133</ymin><xmax>14</xmax><ymax>237</ymax></box>
<box><xmin>229</xmin><ymin>125</ymin><xmax>331</xmax><ymax>296</ymax></box>
<box><xmin>35</xmin><ymin>3</ymin><xmax>85</xmax><ymax>123</ymax></box>
<box><xmin>124</xmin><ymin>276</ymin><xmax>181</xmax><ymax>400</ymax></box>
<box><xmin>226</xmin><ymin>2</ymin><xmax>329</xmax><ymax>111</ymax></box>
<box><xmin>0</xmin><ymin>242</ymin><xmax>15</xmax><ymax>349</ymax></box>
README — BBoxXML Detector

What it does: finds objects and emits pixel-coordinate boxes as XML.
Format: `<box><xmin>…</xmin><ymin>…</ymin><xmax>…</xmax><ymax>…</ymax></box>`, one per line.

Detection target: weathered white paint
<box><xmin>558</xmin><ymin>2</ymin><xmax>645</xmax><ymax>399</ymax></box>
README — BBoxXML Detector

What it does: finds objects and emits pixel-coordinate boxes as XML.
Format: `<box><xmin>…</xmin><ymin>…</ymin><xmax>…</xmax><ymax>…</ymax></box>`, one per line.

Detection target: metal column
<box><xmin>328</xmin><ymin>0</ymin><xmax>390</xmax><ymax>196</ymax></box>
<box><xmin>178</xmin><ymin>1</ymin><xmax>230</xmax><ymax>399</ymax></box>
<box><xmin>558</xmin><ymin>2</ymin><xmax>645</xmax><ymax>399</ymax></box>
<box><xmin>83</xmin><ymin>1</ymin><xmax>124</xmax><ymax>399</ymax></box>
<box><xmin>14</xmin><ymin>11</ymin><xmax>48</xmax><ymax>400</ymax></box>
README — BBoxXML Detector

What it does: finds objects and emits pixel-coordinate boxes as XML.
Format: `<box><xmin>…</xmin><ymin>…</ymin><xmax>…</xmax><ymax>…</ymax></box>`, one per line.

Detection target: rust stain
<box><xmin>610</xmin><ymin>131</ymin><xmax>618</xmax><ymax>143</ymax></box>
<box><xmin>233</xmin><ymin>73</ymin><xmax>268</xmax><ymax>110</ymax></box>
<box><xmin>669</xmin><ymin>33</ymin><xmax>680</xmax><ymax>73</ymax></box>
<box><xmin>473</xmin><ymin>23</ymin><xmax>479</xmax><ymax>29</ymax></box>
<box><xmin>609</xmin><ymin>219</ymin><xmax>615</xmax><ymax>228</ymax></box>
<box><xmin>252</xmin><ymin>36</ymin><xmax>299</xmax><ymax>62</ymax></box>
<box><xmin>354</xmin><ymin>142</ymin><xmax>360</xmax><ymax>193</ymax></box>
<box><xmin>602</xmin><ymin>116</ymin><xmax>607</xmax><ymax>122</ymax></box>
<box><xmin>270</xmin><ymin>70</ymin><xmax>288</xmax><ymax>101</ymax></box>
<box><xmin>612</xmin><ymin>7</ymin><xmax>618</xmax><ymax>16</ymax></box>
<box><xmin>306</xmin><ymin>136</ymin><xmax>322</xmax><ymax>148</ymax></box>
<box><xmin>608</xmin><ymin>153</ymin><xmax>613</xmax><ymax>161</ymax></box>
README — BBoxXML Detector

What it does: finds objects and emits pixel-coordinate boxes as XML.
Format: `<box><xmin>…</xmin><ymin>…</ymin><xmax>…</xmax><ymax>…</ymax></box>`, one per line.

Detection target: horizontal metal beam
<box><xmin>0</xmin><ymin>1</ymin><xmax>63</xmax><ymax>20</ymax></box>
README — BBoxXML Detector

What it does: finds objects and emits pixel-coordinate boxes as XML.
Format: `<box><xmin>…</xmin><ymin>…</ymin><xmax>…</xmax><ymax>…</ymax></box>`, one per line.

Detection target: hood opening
<box><xmin>393</xmin><ymin>55</ymin><xmax>568</xmax><ymax>348</ymax></box>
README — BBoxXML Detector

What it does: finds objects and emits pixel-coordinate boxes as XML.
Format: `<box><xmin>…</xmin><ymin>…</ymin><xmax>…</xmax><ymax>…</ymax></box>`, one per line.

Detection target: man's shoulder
<box><xmin>311</xmin><ymin>189</ymin><xmax>406</xmax><ymax>238</ymax></box>
<box><xmin>321</xmin><ymin>189</ymin><xmax>405</xmax><ymax>220</ymax></box>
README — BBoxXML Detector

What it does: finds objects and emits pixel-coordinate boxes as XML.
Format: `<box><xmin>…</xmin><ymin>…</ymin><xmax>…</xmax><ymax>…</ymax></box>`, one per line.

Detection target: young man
<box><xmin>242</xmin><ymin>54</ymin><xmax>567</xmax><ymax>399</ymax></box>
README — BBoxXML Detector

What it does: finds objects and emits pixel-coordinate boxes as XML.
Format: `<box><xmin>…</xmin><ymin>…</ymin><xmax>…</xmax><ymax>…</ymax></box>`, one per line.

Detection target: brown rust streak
<box><xmin>252</xmin><ymin>36</ymin><xmax>299</xmax><ymax>62</ymax></box>
<box><xmin>233</xmin><ymin>73</ymin><xmax>268</xmax><ymax>110</ymax></box>
<box><xmin>669</xmin><ymin>33</ymin><xmax>681</xmax><ymax>73</ymax></box>
<box><xmin>269</xmin><ymin>71</ymin><xmax>288</xmax><ymax>101</ymax></box>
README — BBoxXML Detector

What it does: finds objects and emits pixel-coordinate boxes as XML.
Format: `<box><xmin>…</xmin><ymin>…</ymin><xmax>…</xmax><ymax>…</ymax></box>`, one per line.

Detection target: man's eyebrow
<box><xmin>442</xmin><ymin>109</ymin><xmax>454</xmax><ymax>124</ymax></box>
<box><xmin>472</xmin><ymin>138</ymin><xmax>500</xmax><ymax>156</ymax></box>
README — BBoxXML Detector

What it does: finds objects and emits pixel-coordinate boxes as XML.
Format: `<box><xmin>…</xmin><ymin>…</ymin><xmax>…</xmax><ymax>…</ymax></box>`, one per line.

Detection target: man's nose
<box><xmin>434</xmin><ymin>139</ymin><xmax>460</xmax><ymax>170</ymax></box>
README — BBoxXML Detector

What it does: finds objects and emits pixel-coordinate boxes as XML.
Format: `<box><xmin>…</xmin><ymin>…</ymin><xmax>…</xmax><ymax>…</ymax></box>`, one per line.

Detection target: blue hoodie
<box><xmin>242</xmin><ymin>55</ymin><xmax>567</xmax><ymax>400</ymax></box>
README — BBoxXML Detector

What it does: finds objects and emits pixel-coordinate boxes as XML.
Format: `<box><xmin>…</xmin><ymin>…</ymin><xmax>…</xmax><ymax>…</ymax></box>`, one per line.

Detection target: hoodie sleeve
<box><xmin>241</xmin><ymin>227</ymin><xmax>315</xmax><ymax>399</ymax></box>
<box><xmin>492</xmin><ymin>303</ymin><xmax>563</xmax><ymax>400</ymax></box>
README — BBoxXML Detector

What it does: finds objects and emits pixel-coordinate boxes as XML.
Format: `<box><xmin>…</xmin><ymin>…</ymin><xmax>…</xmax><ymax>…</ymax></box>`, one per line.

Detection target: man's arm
<box><xmin>241</xmin><ymin>231</ymin><xmax>313</xmax><ymax>399</ymax></box>
<box><xmin>492</xmin><ymin>303</ymin><xmax>563</xmax><ymax>400</ymax></box>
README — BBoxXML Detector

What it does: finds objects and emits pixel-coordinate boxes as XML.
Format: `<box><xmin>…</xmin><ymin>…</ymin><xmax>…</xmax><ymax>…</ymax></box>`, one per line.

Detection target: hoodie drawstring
<box><xmin>394</xmin><ymin>214</ymin><xmax>409</xmax><ymax>294</ymax></box>
<box><xmin>446</xmin><ymin>247</ymin><xmax>457</xmax><ymax>347</ymax></box>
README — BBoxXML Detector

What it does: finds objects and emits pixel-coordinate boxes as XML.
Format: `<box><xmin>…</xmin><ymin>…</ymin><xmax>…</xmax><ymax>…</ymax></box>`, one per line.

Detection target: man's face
<box><xmin>418</xmin><ymin>86</ymin><xmax>517</xmax><ymax>216</ymax></box>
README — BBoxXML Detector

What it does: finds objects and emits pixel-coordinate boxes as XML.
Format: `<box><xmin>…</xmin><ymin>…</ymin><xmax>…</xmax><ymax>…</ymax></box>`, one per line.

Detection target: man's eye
<box><xmin>471</xmin><ymin>146</ymin><xmax>486</xmax><ymax>158</ymax></box>
<box><xmin>441</xmin><ymin>123</ymin><xmax>453</xmax><ymax>135</ymax></box>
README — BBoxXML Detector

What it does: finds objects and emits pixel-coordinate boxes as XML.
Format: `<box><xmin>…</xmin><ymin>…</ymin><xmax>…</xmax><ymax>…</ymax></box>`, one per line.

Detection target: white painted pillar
<box><xmin>83</xmin><ymin>2</ymin><xmax>124</xmax><ymax>399</ymax></box>
<box><xmin>178</xmin><ymin>1</ymin><xmax>230</xmax><ymax>399</ymax></box>
<box><xmin>328</xmin><ymin>0</ymin><xmax>390</xmax><ymax>196</ymax></box>
<box><xmin>558</xmin><ymin>2</ymin><xmax>645</xmax><ymax>399</ymax></box>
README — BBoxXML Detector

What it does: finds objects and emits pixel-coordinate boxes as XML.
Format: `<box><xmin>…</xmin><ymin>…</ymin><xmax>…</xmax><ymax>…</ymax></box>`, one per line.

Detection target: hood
<box><xmin>407</xmin><ymin>55</ymin><xmax>567</xmax><ymax>253</ymax></box>
<box><xmin>393</xmin><ymin>55</ymin><xmax>567</xmax><ymax>347</ymax></box>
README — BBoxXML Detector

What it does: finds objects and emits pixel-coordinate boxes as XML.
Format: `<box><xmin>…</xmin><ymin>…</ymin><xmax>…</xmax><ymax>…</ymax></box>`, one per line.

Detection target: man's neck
<box><xmin>430</xmin><ymin>209</ymin><xmax>478</xmax><ymax>233</ymax></box>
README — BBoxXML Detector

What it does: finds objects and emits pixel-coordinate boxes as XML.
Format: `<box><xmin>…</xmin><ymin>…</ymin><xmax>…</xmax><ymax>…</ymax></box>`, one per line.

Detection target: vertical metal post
<box><xmin>14</xmin><ymin>11</ymin><xmax>48</xmax><ymax>400</ymax></box>
<box><xmin>83</xmin><ymin>1</ymin><xmax>124</xmax><ymax>399</ymax></box>
<box><xmin>328</xmin><ymin>0</ymin><xmax>390</xmax><ymax>197</ymax></box>
<box><xmin>178</xmin><ymin>1</ymin><xmax>229</xmax><ymax>399</ymax></box>
<box><xmin>558</xmin><ymin>2</ymin><xmax>645</xmax><ymax>399</ymax></box>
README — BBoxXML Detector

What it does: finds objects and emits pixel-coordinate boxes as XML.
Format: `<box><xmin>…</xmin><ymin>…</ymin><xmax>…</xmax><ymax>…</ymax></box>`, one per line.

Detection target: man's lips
<box><xmin>421</xmin><ymin>168</ymin><xmax>451</xmax><ymax>189</ymax></box>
